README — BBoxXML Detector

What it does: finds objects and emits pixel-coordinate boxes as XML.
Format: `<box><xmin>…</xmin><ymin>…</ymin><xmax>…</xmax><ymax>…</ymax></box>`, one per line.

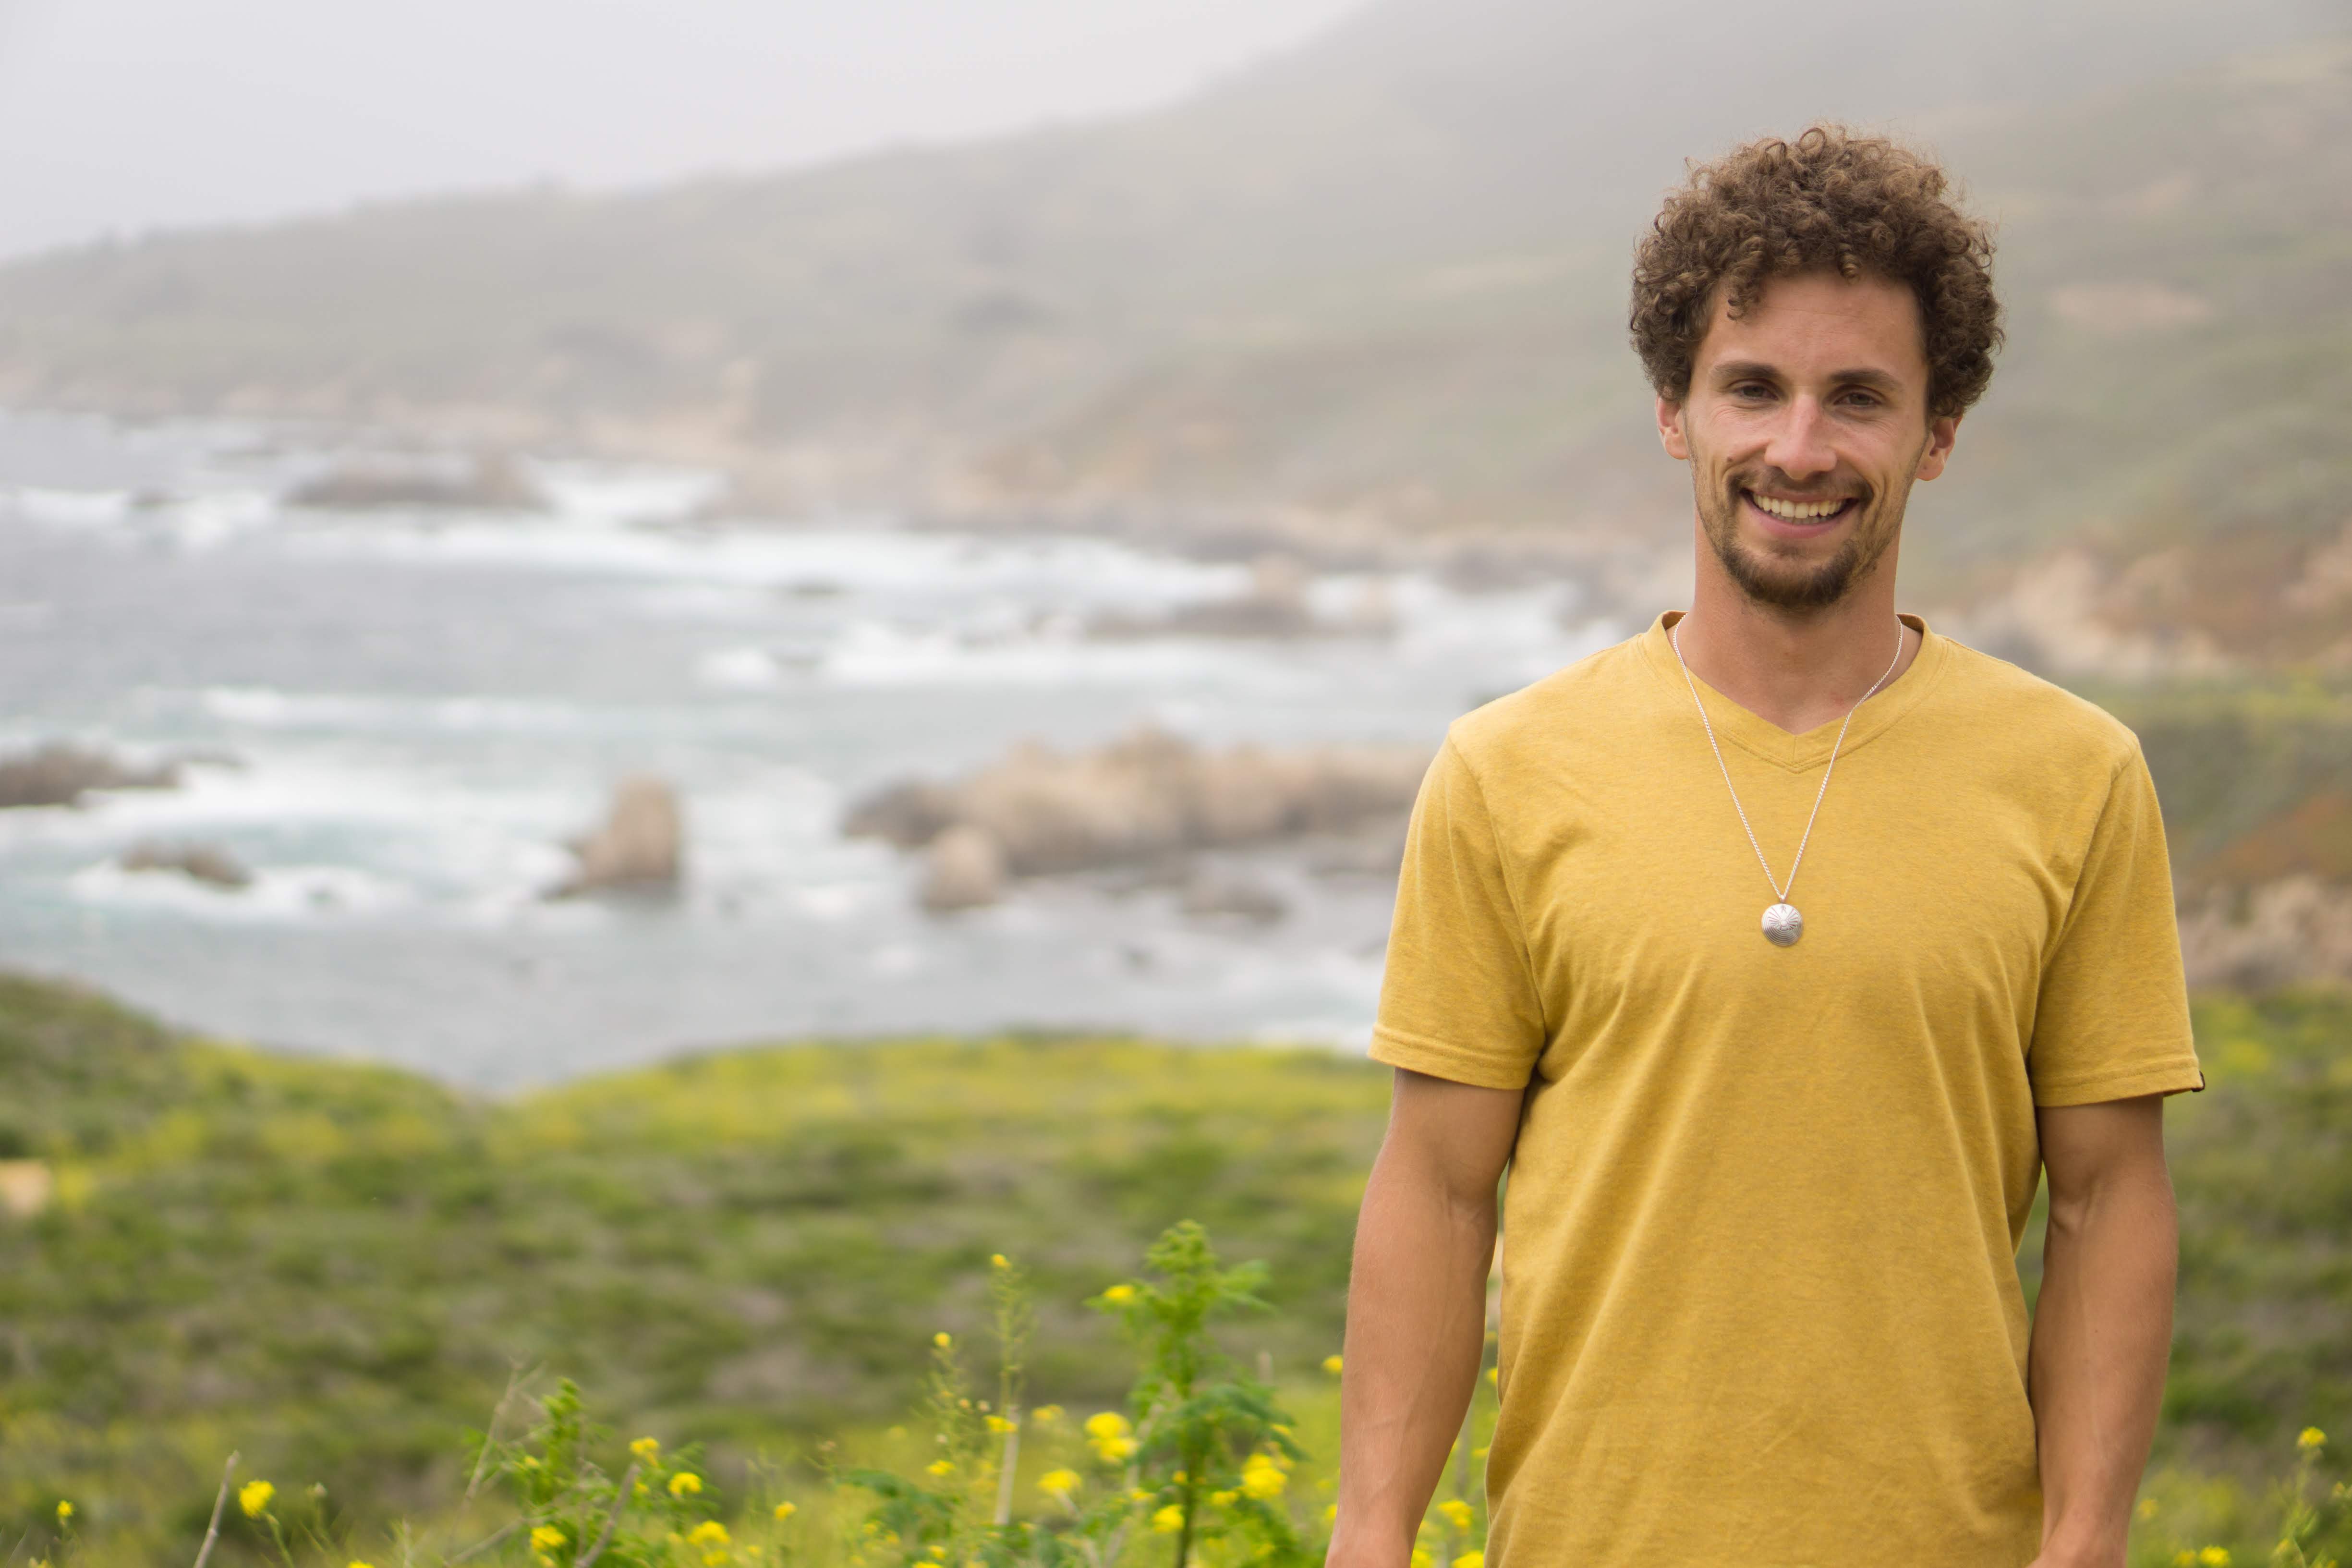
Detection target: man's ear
<box><xmin>1657</xmin><ymin>394</ymin><xmax>1690</xmax><ymax>462</ymax></box>
<box><xmin>1916</xmin><ymin>413</ymin><xmax>1960</xmax><ymax>481</ymax></box>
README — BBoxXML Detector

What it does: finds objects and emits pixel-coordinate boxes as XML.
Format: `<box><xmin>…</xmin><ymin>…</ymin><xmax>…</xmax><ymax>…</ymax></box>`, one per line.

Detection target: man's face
<box><xmin>1657</xmin><ymin>270</ymin><xmax>1959</xmax><ymax>612</ymax></box>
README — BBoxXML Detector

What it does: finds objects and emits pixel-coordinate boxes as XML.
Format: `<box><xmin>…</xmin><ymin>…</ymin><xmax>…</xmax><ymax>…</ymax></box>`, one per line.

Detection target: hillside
<box><xmin>0</xmin><ymin>3</ymin><xmax>2347</xmax><ymax>662</ymax></box>
<box><xmin>0</xmin><ymin>973</ymin><xmax>2345</xmax><ymax>1557</ymax></box>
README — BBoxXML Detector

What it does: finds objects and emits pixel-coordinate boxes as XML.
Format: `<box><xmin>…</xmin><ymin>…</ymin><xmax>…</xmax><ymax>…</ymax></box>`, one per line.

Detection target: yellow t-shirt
<box><xmin>1370</xmin><ymin>612</ymin><xmax>2203</xmax><ymax>1568</ymax></box>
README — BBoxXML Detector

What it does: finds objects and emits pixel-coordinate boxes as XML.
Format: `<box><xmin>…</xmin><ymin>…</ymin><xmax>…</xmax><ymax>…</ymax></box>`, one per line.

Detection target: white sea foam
<box><xmin>161</xmin><ymin>489</ymin><xmax>278</xmax><ymax>552</ymax></box>
<box><xmin>199</xmin><ymin>686</ymin><xmax>623</xmax><ymax>739</ymax></box>
<box><xmin>696</xmin><ymin>646</ymin><xmax>784</xmax><ymax>689</ymax></box>
<box><xmin>69</xmin><ymin>859</ymin><xmax>416</xmax><ymax>922</ymax></box>
<box><xmin>533</xmin><ymin>460</ymin><xmax>726</xmax><ymax>526</ymax></box>
<box><xmin>7</xmin><ymin>486</ymin><xmax>133</xmax><ymax>529</ymax></box>
<box><xmin>814</xmin><ymin>619</ymin><xmax>1311</xmax><ymax>691</ymax></box>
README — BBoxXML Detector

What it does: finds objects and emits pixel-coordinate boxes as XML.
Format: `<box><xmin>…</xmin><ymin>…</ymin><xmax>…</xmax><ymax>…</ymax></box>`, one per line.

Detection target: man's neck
<box><xmin>1673</xmin><ymin>547</ymin><xmax>1919</xmax><ymax>736</ymax></box>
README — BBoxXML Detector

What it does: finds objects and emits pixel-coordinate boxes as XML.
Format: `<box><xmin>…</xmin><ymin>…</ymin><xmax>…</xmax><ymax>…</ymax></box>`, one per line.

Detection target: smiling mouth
<box><xmin>1745</xmin><ymin>489</ymin><xmax>1858</xmax><ymax>524</ymax></box>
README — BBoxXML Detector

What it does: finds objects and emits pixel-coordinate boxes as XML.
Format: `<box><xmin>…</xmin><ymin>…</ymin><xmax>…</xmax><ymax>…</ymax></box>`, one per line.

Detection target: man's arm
<box><xmin>2027</xmin><ymin>1094</ymin><xmax>2177</xmax><ymax>1568</ymax></box>
<box><xmin>1328</xmin><ymin>1069</ymin><xmax>1523</xmax><ymax>1568</ymax></box>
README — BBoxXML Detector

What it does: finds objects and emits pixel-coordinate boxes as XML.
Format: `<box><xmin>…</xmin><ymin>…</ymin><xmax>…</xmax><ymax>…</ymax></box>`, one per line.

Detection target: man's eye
<box><xmin>1732</xmin><ymin>383</ymin><xmax>1774</xmax><ymax>399</ymax></box>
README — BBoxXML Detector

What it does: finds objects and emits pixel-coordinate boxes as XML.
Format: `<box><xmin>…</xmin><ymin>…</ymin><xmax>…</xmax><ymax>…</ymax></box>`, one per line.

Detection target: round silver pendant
<box><xmin>1761</xmin><ymin>903</ymin><xmax>1804</xmax><ymax>947</ymax></box>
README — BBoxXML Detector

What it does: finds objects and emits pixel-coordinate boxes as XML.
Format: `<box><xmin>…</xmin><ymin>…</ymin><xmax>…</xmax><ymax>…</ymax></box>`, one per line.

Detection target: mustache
<box><xmin>1724</xmin><ymin>470</ymin><xmax>1872</xmax><ymax>506</ymax></box>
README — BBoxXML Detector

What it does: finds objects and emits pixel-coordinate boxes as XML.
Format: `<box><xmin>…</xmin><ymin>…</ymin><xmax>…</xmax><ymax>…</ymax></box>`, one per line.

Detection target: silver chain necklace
<box><xmin>1669</xmin><ymin>618</ymin><xmax>1904</xmax><ymax>947</ymax></box>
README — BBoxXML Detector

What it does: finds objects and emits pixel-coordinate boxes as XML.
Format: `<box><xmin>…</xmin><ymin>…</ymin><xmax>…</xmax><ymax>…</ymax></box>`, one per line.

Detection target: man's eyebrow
<box><xmin>1709</xmin><ymin>360</ymin><xmax>1908</xmax><ymax>393</ymax></box>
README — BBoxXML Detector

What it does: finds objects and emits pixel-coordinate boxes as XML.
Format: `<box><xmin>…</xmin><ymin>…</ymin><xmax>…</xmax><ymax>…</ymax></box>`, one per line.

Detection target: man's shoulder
<box><xmin>1930</xmin><ymin>633</ymin><xmax>2144</xmax><ymax>778</ymax></box>
<box><xmin>1443</xmin><ymin>631</ymin><xmax>1655</xmax><ymax>777</ymax></box>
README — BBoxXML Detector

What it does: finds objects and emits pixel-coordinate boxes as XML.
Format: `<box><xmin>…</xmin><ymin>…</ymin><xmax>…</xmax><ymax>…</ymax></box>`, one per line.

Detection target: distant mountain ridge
<box><xmin>0</xmin><ymin>0</ymin><xmax>2348</xmax><ymax>664</ymax></box>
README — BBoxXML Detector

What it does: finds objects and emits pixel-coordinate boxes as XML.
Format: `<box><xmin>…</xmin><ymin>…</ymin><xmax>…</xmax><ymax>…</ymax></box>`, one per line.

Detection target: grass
<box><xmin>0</xmin><ymin>973</ymin><xmax>2345</xmax><ymax>1565</ymax></box>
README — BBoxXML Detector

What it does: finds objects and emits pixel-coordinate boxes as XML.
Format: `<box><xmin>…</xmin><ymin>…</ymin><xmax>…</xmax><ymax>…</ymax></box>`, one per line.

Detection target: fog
<box><xmin>0</xmin><ymin>0</ymin><xmax>1361</xmax><ymax>257</ymax></box>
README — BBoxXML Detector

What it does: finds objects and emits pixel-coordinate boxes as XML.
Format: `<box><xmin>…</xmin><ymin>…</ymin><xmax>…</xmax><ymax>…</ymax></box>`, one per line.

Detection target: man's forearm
<box><xmin>1330</xmin><ymin>1153</ymin><xmax>1496</xmax><ymax>1567</ymax></box>
<box><xmin>2028</xmin><ymin>1153</ymin><xmax>2177</xmax><ymax>1567</ymax></box>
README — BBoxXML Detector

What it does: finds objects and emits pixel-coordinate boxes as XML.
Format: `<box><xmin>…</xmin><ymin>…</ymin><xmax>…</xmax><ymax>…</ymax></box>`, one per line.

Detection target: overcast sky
<box><xmin>0</xmin><ymin>0</ymin><xmax>1366</xmax><ymax>259</ymax></box>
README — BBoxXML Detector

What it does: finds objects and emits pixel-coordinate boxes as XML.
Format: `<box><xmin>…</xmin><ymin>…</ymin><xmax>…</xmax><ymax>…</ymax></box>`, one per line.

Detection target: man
<box><xmin>1330</xmin><ymin>127</ymin><xmax>2203</xmax><ymax>1568</ymax></box>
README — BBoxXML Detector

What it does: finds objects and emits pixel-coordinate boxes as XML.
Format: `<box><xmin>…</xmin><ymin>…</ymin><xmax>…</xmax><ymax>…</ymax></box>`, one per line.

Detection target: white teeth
<box><xmin>1751</xmin><ymin>493</ymin><xmax>1847</xmax><ymax>521</ymax></box>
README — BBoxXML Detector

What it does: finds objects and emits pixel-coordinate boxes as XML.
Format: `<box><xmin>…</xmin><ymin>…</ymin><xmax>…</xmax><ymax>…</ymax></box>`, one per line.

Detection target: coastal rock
<box><xmin>2178</xmin><ymin>875</ymin><xmax>2352</xmax><ymax>989</ymax></box>
<box><xmin>553</xmin><ymin>777</ymin><xmax>683</xmax><ymax>897</ymax></box>
<box><xmin>120</xmin><ymin>840</ymin><xmax>252</xmax><ymax>889</ymax></box>
<box><xmin>845</xmin><ymin>727</ymin><xmax>1430</xmax><ymax>898</ymax></box>
<box><xmin>0</xmin><ymin>743</ymin><xmax>180</xmax><ymax>809</ymax></box>
<box><xmin>842</xmin><ymin>779</ymin><xmax>960</xmax><ymax>850</ymax></box>
<box><xmin>1180</xmin><ymin>873</ymin><xmax>1289</xmax><ymax>923</ymax></box>
<box><xmin>921</xmin><ymin>825</ymin><xmax>1008</xmax><ymax>912</ymax></box>
<box><xmin>287</xmin><ymin>451</ymin><xmax>546</xmax><ymax>512</ymax></box>
<box><xmin>0</xmin><ymin>1160</ymin><xmax>51</xmax><ymax>1219</ymax></box>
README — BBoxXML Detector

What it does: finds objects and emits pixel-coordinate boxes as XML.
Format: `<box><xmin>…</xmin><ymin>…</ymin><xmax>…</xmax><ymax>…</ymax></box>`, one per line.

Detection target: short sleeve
<box><xmin>2028</xmin><ymin>746</ymin><xmax>2203</xmax><ymax>1106</ymax></box>
<box><xmin>1368</xmin><ymin>735</ymin><xmax>1547</xmax><ymax>1090</ymax></box>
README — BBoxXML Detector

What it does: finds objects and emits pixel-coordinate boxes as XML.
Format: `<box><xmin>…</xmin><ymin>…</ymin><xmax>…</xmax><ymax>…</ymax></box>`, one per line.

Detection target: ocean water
<box><xmin>0</xmin><ymin>411</ymin><xmax>1614</xmax><ymax>1086</ymax></box>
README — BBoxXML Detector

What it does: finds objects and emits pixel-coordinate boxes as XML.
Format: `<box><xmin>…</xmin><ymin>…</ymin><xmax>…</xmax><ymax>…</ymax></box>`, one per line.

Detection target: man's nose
<box><xmin>1762</xmin><ymin>396</ymin><xmax>1836</xmax><ymax>480</ymax></box>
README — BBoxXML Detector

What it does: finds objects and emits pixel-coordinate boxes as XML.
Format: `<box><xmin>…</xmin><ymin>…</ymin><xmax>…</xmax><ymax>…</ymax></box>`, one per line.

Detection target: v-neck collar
<box><xmin>1638</xmin><ymin>609</ymin><xmax>1950</xmax><ymax>773</ymax></box>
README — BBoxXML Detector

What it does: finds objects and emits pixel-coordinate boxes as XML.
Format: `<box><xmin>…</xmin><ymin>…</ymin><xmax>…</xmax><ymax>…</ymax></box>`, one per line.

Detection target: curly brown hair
<box><xmin>1630</xmin><ymin>126</ymin><xmax>2001</xmax><ymax>420</ymax></box>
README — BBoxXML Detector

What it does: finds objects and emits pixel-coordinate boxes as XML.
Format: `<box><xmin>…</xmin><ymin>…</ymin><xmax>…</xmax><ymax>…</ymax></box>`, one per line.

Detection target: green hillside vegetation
<box><xmin>0</xmin><ymin>974</ymin><xmax>1385</xmax><ymax>1547</ymax></box>
<box><xmin>0</xmin><ymin>3</ymin><xmax>2344</xmax><ymax>659</ymax></box>
<box><xmin>0</xmin><ymin>972</ymin><xmax>2347</xmax><ymax>1564</ymax></box>
<box><xmin>2108</xmin><ymin>681</ymin><xmax>2352</xmax><ymax>887</ymax></box>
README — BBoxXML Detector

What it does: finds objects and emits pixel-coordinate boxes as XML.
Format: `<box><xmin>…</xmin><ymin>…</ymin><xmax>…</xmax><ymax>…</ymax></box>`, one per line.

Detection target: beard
<box><xmin>1696</xmin><ymin>465</ymin><xmax>1907</xmax><ymax>613</ymax></box>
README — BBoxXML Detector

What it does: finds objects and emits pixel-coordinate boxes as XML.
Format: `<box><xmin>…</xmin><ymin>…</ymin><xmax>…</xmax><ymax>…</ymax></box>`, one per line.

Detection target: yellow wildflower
<box><xmin>1485</xmin><ymin>1368</ymin><xmax>1498</xmax><ymax>1386</ymax></box>
<box><xmin>669</xmin><ymin>1472</ymin><xmax>704</xmax><ymax>1497</ymax></box>
<box><xmin>1410</xmin><ymin>1553</ymin><xmax>1432</xmax><ymax>1568</ymax></box>
<box><xmin>933</xmin><ymin>1332</ymin><xmax>952</xmax><ymax>1349</ymax></box>
<box><xmin>1470</xmin><ymin>1447</ymin><xmax>1489</xmax><ymax>1460</ymax></box>
<box><xmin>985</xmin><ymin>1415</ymin><xmax>1016</xmax><ymax>1434</ymax></box>
<box><xmin>1103</xmin><ymin>1284</ymin><xmax>1137</xmax><ymax>1304</ymax></box>
<box><xmin>689</xmin><ymin>1522</ymin><xmax>730</xmax><ymax>1547</ymax></box>
<box><xmin>773</xmin><ymin>1503</ymin><xmax>798</xmax><ymax>1522</ymax></box>
<box><xmin>1321</xmin><ymin>1355</ymin><xmax>1344</xmax><ymax>1376</ymax></box>
<box><xmin>2200</xmin><ymin>1550</ymin><xmax>2231</xmax><ymax>1567</ymax></box>
<box><xmin>1210</xmin><ymin>1491</ymin><xmax>1238</xmax><ymax>1508</ymax></box>
<box><xmin>2301</xmin><ymin>1427</ymin><xmax>2328</xmax><ymax>1451</ymax></box>
<box><xmin>927</xmin><ymin>1460</ymin><xmax>956</xmax><ymax>1477</ymax></box>
<box><xmin>1097</xmin><ymin>1436</ymin><xmax>1138</xmax><ymax>1462</ymax></box>
<box><xmin>631</xmin><ymin>1436</ymin><xmax>662</xmax><ymax>1462</ymax></box>
<box><xmin>238</xmin><ymin>1481</ymin><xmax>275</xmax><ymax>1519</ymax></box>
<box><xmin>2136</xmin><ymin>1498</ymin><xmax>2159</xmax><ymax>1520</ymax></box>
<box><xmin>1453</xmin><ymin>1554</ymin><xmax>1484</xmax><ymax>1568</ymax></box>
<box><xmin>1031</xmin><ymin>1405</ymin><xmax>1064</xmax><ymax>1423</ymax></box>
<box><xmin>1241</xmin><ymin>1454</ymin><xmax>1287</xmax><ymax>1501</ymax></box>
<box><xmin>531</xmin><ymin>1528</ymin><xmax>568</xmax><ymax>1552</ymax></box>
<box><xmin>1151</xmin><ymin>1506</ymin><xmax>1185</xmax><ymax>1534</ymax></box>
<box><xmin>1129</xmin><ymin>1489</ymin><xmax>1152</xmax><ymax>1504</ymax></box>
<box><xmin>1040</xmin><ymin>1470</ymin><xmax>1081</xmax><ymax>1499</ymax></box>
<box><xmin>1085</xmin><ymin>1411</ymin><xmax>1131</xmax><ymax>1440</ymax></box>
<box><xmin>53</xmin><ymin>1503</ymin><xmax>71</xmax><ymax>1524</ymax></box>
<box><xmin>1437</xmin><ymin>1500</ymin><xmax>1473</xmax><ymax>1532</ymax></box>
<box><xmin>350</xmin><ymin>1562</ymin><xmax>375</xmax><ymax>1568</ymax></box>
<box><xmin>991</xmin><ymin>1254</ymin><xmax>1009</xmax><ymax>1269</ymax></box>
